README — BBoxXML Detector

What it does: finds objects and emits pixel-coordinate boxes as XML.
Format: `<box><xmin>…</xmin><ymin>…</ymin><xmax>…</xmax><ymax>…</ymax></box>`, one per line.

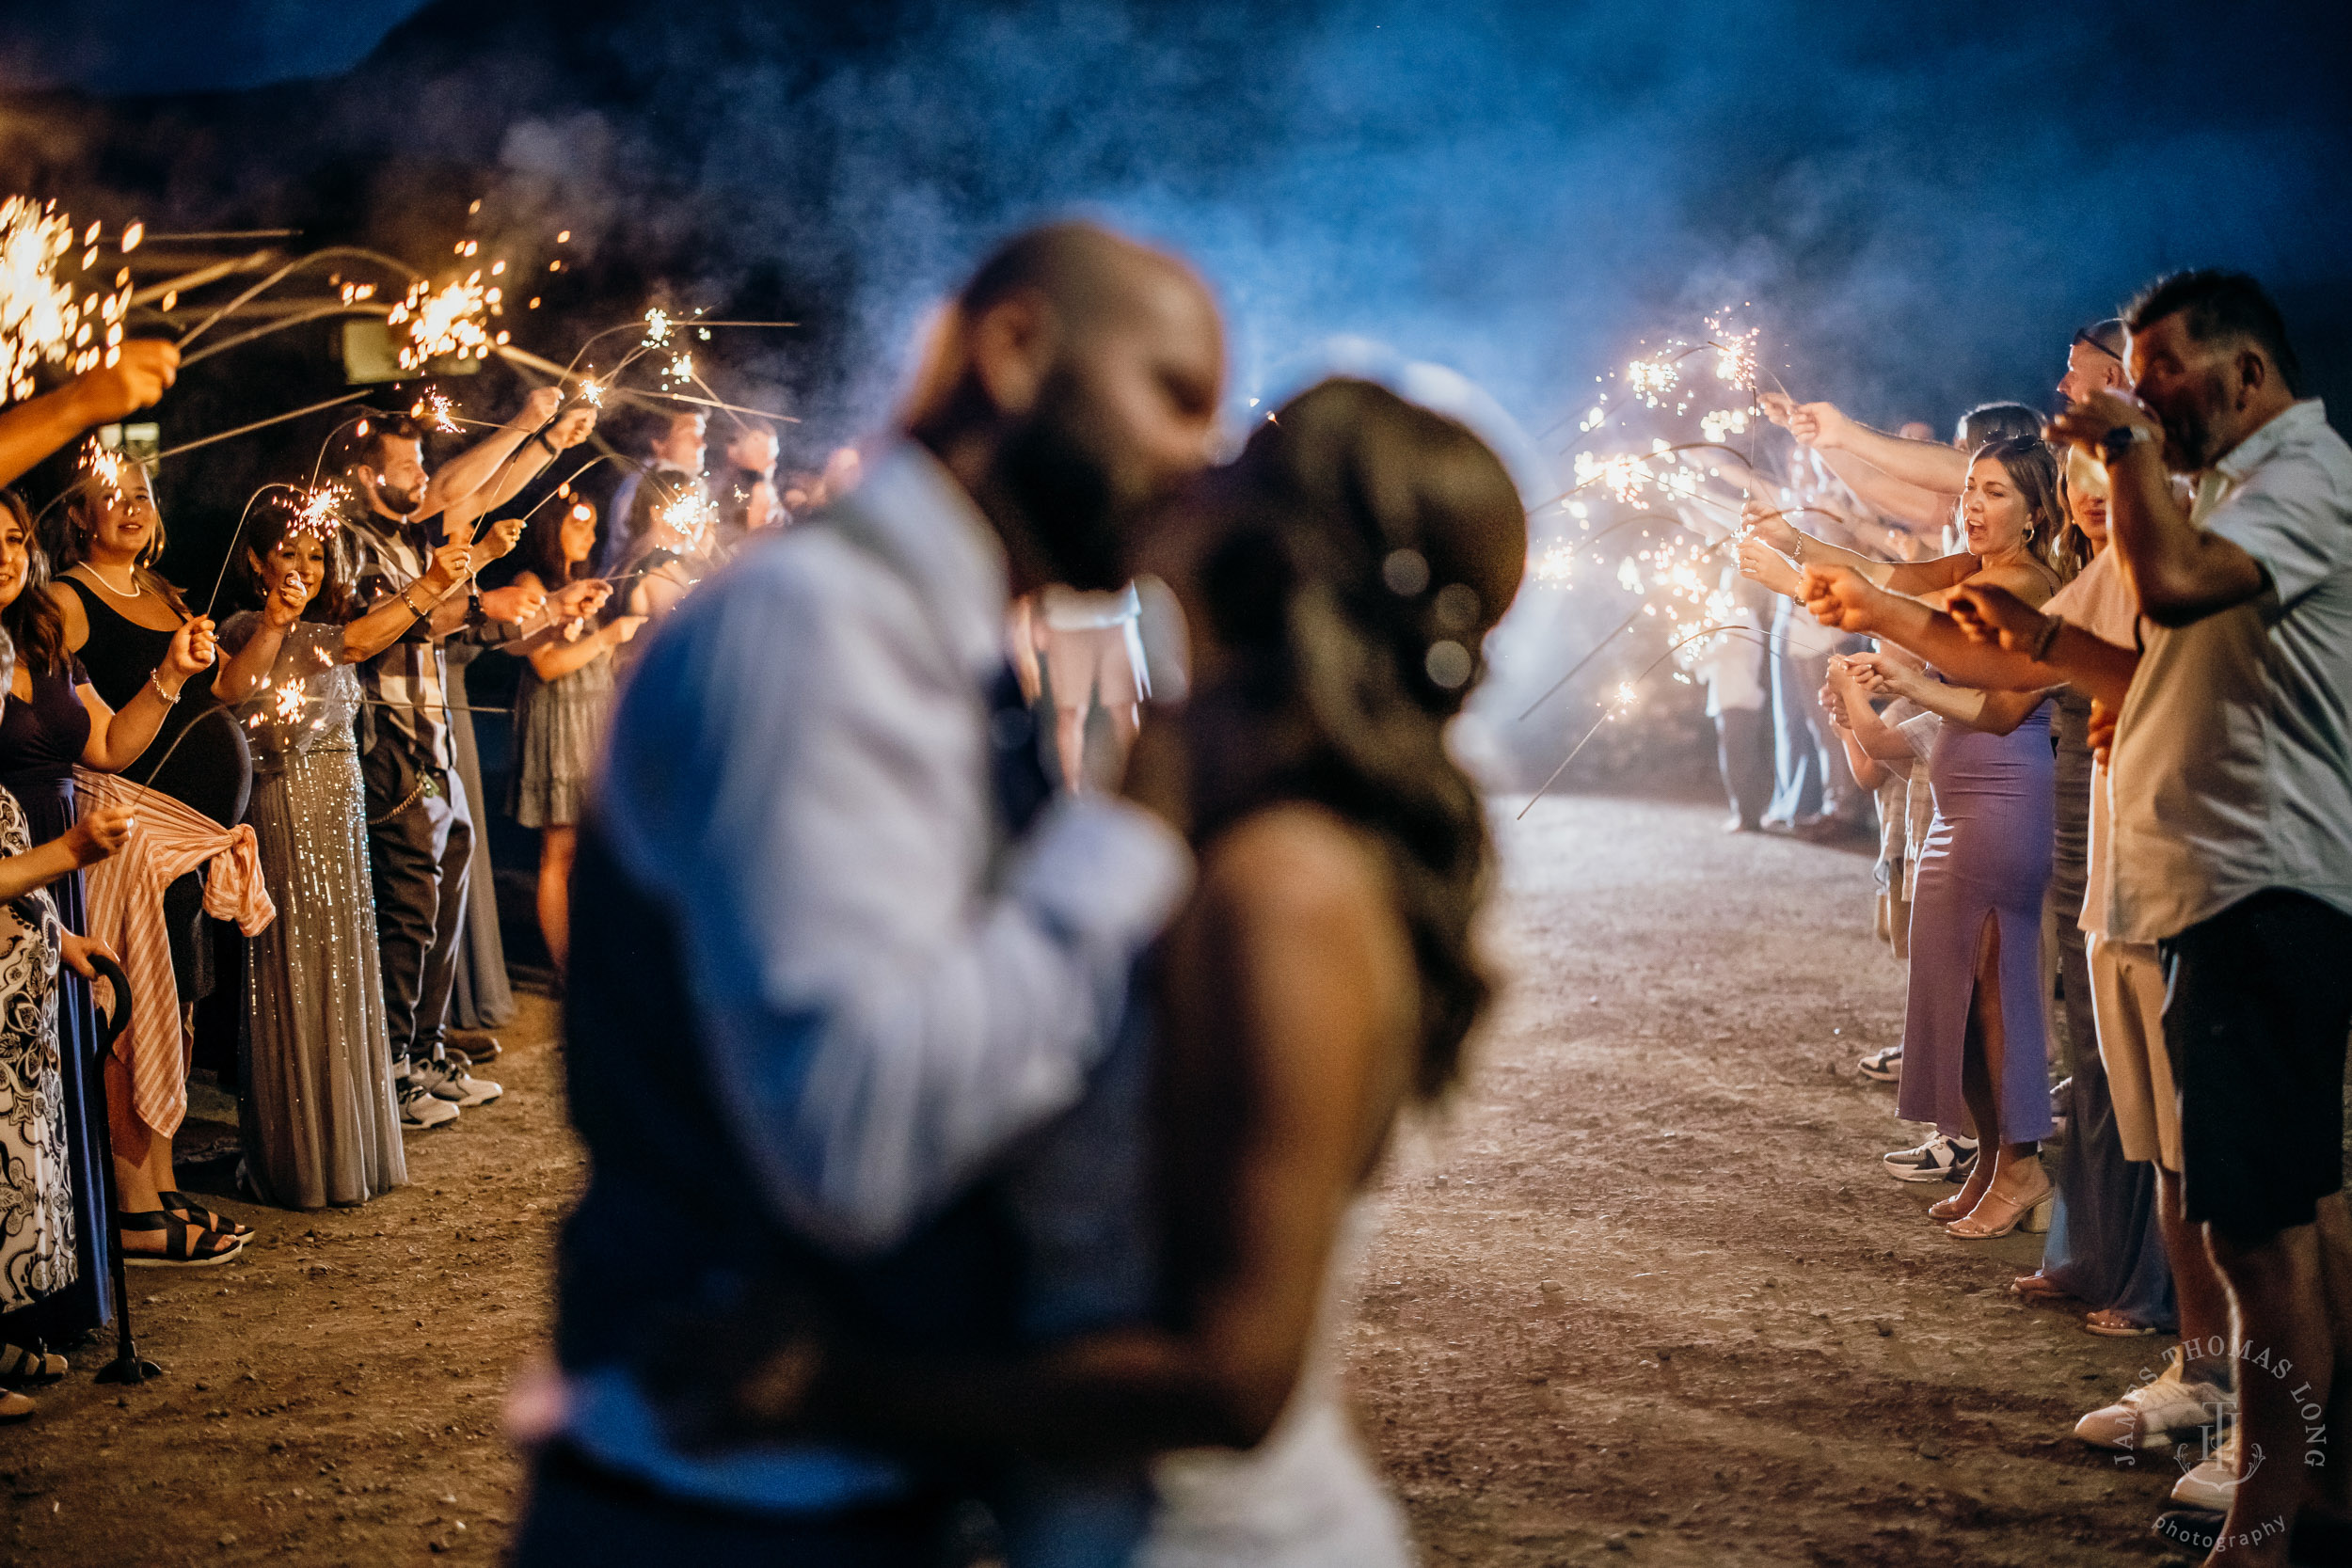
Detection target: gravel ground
<box><xmin>1</xmin><ymin>794</ymin><xmax>2192</xmax><ymax>1566</ymax></box>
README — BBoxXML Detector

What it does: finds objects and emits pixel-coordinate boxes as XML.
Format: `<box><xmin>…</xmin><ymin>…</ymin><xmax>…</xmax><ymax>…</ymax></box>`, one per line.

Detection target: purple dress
<box><xmin>1899</xmin><ymin>692</ymin><xmax>2055</xmax><ymax>1142</ymax></box>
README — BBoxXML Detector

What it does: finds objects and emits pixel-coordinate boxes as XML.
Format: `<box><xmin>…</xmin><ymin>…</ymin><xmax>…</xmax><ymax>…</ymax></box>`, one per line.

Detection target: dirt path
<box><xmin>1360</xmin><ymin>794</ymin><xmax>2178</xmax><ymax>1567</ymax></box>
<box><xmin>3</xmin><ymin>795</ymin><xmax>2184</xmax><ymax>1566</ymax></box>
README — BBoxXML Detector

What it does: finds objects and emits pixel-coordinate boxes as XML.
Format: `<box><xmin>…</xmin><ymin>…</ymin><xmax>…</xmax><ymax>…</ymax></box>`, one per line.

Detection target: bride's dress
<box><xmin>1138</xmin><ymin>1202</ymin><xmax>1413</xmax><ymax>1568</ymax></box>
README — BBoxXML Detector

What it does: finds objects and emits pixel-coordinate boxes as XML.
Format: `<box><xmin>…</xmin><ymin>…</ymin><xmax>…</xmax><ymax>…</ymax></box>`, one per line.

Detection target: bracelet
<box><xmin>2030</xmin><ymin>614</ymin><xmax>2064</xmax><ymax>663</ymax></box>
<box><xmin>148</xmin><ymin>669</ymin><xmax>182</xmax><ymax>705</ymax></box>
<box><xmin>398</xmin><ymin>586</ymin><xmax>430</xmax><ymax>618</ymax></box>
<box><xmin>531</xmin><ymin>429</ymin><xmax>559</xmax><ymax>458</ymax></box>
<box><xmin>1788</xmin><ymin>532</ymin><xmax>1804</xmax><ymax>565</ymax></box>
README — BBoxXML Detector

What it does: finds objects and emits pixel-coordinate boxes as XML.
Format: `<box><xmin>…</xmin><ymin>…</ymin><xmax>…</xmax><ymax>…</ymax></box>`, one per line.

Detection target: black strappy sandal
<box><xmin>0</xmin><ymin>1342</ymin><xmax>66</xmax><ymax>1386</ymax></box>
<box><xmin>117</xmin><ymin>1211</ymin><xmax>245</xmax><ymax>1269</ymax></box>
<box><xmin>158</xmin><ymin>1192</ymin><xmax>254</xmax><ymax>1241</ymax></box>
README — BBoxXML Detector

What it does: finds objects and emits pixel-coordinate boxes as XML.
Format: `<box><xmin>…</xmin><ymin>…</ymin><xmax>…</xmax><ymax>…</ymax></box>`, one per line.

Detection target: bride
<box><xmin>660</xmin><ymin>376</ymin><xmax>1526</xmax><ymax>1566</ymax></box>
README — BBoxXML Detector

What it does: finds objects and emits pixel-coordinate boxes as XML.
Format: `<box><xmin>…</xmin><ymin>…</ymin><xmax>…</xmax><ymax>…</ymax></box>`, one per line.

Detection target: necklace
<box><xmin>78</xmin><ymin>562</ymin><xmax>143</xmax><ymax>600</ymax></box>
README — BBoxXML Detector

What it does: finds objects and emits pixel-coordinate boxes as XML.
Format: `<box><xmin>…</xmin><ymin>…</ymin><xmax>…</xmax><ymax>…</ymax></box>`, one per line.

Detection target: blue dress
<box><xmin>0</xmin><ymin>660</ymin><xmax>114</xmax><ymax>1344</ymax></box>
<box><xmin>1899</xmin><ymin>692</ymin><xmax>2056</xmax><ymax>1142</ymax></box>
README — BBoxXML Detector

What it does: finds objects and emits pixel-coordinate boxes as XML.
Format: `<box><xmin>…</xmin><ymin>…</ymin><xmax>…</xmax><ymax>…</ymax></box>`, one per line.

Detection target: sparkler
<box><xmin>410</xmin><ymin>389</ymin><xmax>462</xmax><ymax>434</ymax></box>
<box><xmin>2</xmin><ymin>197</ymin><xmax>138</xmax><ymax>401</ymax></box>
<box><xmin>388</xmin><ymin>274</ymin><xmax>502</xmax><ymax>369</ymax></box>
<box><xmin>1516</xmin><ymin>623</ymin><xmax>1774</xmax><ymax>819</ymax></box>
<box><xmin>288</xmin><ymin>482</ymin><xmax>347</xmax><ymax>540</ymax></box>
<box><xmin>655</xmin><ymin>488</ymin><xmax>718</xmax><ymax>555</ymax></box>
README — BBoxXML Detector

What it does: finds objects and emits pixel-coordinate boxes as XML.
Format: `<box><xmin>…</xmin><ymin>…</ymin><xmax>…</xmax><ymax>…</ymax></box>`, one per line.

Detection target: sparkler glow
<box><xmin>410</xmin><ymin>389</ymin><xmax>461</xmax><ymax>434</ymax></box>
<box><xmin>3</xmin><ymin>197</ymin><xmax>138</xmax><ymax>400</ymax></box>
<box><xmin>288</xmin><ymin>482</ymin><xmax>347</xmax><ymax>540</ymax></box>
<box><xmin>656</xmin><ymin>489</ymin><xmax>718</xmax><ymax>555</ymax></box>
<box><xmin>388</xmin><ymin>274</ymin><xmax>499</xmax><ymax>370</ymax></box>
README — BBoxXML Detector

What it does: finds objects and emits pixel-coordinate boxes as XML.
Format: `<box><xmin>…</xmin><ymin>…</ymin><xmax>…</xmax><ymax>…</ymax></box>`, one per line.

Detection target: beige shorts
<box><xmin>1041</xmin><ymin>621</ymin><xmax>1149</xmax><ymax>711</ymax></box>
<box><xmin>2088</xmin><ymin>930</ymin><xmax>2180</xmax><ymax>1170</ymax></box>
<box><xmin>1876</xmin><ymin>888</ymin><xmax>1911</xmax><ymax>961</ymax></box>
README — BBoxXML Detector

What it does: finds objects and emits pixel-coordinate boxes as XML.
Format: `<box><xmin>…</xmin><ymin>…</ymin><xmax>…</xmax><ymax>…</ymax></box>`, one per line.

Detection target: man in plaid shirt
<box><xmin>337</xmin><ymin>387</ymin><xmax>603</xmax><ymax>1126</ymax></box>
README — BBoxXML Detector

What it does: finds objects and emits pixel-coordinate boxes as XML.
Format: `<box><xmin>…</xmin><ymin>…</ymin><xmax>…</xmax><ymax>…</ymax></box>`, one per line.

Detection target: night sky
<box><xmin>7</xmin><ymin>1</ymin><xmax>2347</xmax><ymax>439</ymax></box>
<box><xmin>2</xmin><ymin>0</ymin><xmax>2346</xmax><ymax>767</ymax></box>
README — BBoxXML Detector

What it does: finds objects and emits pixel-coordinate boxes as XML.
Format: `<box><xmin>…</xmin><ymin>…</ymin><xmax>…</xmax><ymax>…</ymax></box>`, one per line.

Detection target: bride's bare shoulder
<box><xmin>1193</xmin><ymin>802</ymin><xmax>1401</xmax><ymax>942</ymax></box>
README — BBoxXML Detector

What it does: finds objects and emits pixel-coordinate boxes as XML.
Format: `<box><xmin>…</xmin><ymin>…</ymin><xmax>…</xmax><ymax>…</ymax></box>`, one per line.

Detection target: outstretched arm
<box><xmin>1803</xmin><ymin>564</ymin><xmax>2139</xmax><ymax>709</ymax></box>
<box><xmin>1741</xmin><ymin>498</ymin><xmax>1972</xmax><ymax>595</ymax></box>
<box><xmin>0</xmin><ymin>343</ymin><xmax>179</xmax><ymax>489</ymax></box>
<box><xmin>1764</xmin><ymin>393</ymin><xmax>1970</xmax><ymax>493</ymax></box>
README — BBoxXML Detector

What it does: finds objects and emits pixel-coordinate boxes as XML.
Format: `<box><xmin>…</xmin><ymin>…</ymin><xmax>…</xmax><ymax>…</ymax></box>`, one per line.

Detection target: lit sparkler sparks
<box><xmin>410</xmin><ymin>389</ymin><xmax>461</xmax><ymax>433</ymax></box>
<box><xmin>289</xmin><ymin>482</ymin><xmax>347</xmax><ymax>539</ymax></box>
<box><xmin>387</xmin><ymin>273</ymin><xmax>503</xmax><ymax>370</ymax></box>
<box><xmin>2</xmin><ymin>197</ymin><xmax>137</xmax><ymax>400</ymax></box>
<box><xmin>80</xmin><ymin>437</ymin><xmax>128</xmax><ymax>502</ymax></box>
<box><xmin>656</xmin><ymin>488</ymin><xmax>717</xmax><ymax>555</ymax></box>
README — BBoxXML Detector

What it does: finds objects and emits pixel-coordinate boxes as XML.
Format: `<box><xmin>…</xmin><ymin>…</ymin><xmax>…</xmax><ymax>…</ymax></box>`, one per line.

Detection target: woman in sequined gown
<box><xmin>215</xmin><ymin>513</ymin><xmax>470</xmax><ymax>1208</ymax></box>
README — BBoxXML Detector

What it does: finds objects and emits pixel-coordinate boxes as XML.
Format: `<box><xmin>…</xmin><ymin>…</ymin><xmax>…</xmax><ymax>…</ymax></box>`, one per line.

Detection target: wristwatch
<box><xmin>2100</xmin><ymin>422</ymin><xmax>2157</xmax><ymax>464</ymax></box>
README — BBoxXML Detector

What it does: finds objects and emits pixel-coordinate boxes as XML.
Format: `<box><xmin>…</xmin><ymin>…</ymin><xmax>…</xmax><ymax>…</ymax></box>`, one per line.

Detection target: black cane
<box><xmin>84</xmin><ymin>953</ymin><xmax>163</xmax><ymax>1386</ymax></box>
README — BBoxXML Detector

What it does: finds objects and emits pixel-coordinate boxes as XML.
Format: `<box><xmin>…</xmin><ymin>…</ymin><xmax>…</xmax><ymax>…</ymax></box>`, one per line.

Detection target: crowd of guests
<box><xmin>0</xmin><ymin>227</ymin><xmax>2343</xmax><ymax>1568</ymax></box>
<box><xmin>1731</xmin><ymin>271</ymin><xmax>2352</xmax><ymax>1564</ymax></box>
<box><xmin>0</xmin><ymin>346</ymin><xmax>840</xmax><ymax>1421</ymax></box>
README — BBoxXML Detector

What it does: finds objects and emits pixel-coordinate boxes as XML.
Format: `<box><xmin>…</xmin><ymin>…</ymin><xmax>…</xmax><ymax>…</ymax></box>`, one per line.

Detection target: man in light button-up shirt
<box><xmin>518</xmin><ymin>223</ymin><xmax>1225</xmax><ymax>1565</ymax></box>
<box><xmin>2046</xmin><ymin>269</ymin><xmax>2352</xmax><ymax>1562</ymax></box>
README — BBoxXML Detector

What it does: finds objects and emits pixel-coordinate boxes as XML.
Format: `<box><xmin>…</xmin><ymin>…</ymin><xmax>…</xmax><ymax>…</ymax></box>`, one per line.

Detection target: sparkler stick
<box><xmin>128</xmin><ymin>249</ymin><xmax>279</xmax><ymax>309</ymax></box>
<box><xmin>173</xmin><ymin>303</ymin><xmax>386</xmax><ymax>367</ymax></box>
<box><xmin>1515</xmin><ymin>625</ymin><xmax>1775</xmax><ymax>819</ymax></box>
<box><xmin>173</xmin><ymin>246</ymin><xmax>421</xmax><ymax>349</ymax></box>
<box><xmin>151</xmin><ymin>389</ymin><xmax>370</xmax><ymax>463</ymax></box>
<box><xmin>1514</xmin><ymin>602</ymin><xmax>1647</xmax><ymax>722</ymax></box>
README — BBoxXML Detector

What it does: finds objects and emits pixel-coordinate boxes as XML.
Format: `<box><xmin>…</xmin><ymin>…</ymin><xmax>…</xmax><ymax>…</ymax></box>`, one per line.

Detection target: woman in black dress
<box><xmin>15</xmin><ymin>477</ymin><xmax>238</xmax><ymax>1283</ymax></box>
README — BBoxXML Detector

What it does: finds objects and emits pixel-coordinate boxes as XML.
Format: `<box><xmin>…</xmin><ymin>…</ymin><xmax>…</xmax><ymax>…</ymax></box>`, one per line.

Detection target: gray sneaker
<box><xmin>412</xmin><ymin>1056</ymin><xmax>501</xmax><ymax>1109</ymax></box>
<box><xmin>398</xmin><ymin>1076</ymin><xmax>461</xmax><ymax>1129</ymax></box>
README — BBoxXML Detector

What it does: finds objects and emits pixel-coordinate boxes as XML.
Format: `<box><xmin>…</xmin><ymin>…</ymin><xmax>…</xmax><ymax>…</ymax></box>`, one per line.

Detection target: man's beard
<box><xmin>2153</xmin><ymin>370</ymin><xmax>2227</xmax><ymax>472</ymax></box>
<box><xmin>995</xmin><ymin>367</ymin><xmax>1151</xmax><ymax>592</ymax></box>
<box><xmin>373</xmin><ymin>475</ymin><xmax>426</xmax><ymax>517</ymax></box>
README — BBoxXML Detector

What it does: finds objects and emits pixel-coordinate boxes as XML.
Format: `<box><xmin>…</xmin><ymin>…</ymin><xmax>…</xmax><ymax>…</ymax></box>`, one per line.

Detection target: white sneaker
<box><xmin>2170</xmin><ymin>1426</ymin><xmax>2244</xmax><ymax>1512</ymax></box>
<box><xmin>1883</xmin><ymin>1132</ymin><xmax>1978</xmax><ymax>1183</ymax></box>
<box><xmin>2075</xmin><ymin>1354</ymin><xmax>2231</xmax><ymax>1450</ymax></box>
<box><xmin>398</xmin><ymin>1077</ymin><xmax>461</xmax><ymax>1129</ymax></box>
<box><xmin>414</xmin><ymin>1056</ymin><xmax>501</xmax><ymax>1109</ymax></box>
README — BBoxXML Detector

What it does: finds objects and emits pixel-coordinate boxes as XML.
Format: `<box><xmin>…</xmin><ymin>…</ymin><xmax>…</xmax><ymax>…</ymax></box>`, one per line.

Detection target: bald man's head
<box><xmin>906</xmin><ymin>220</ymin><xmax>1225</xmax><ymax>593</ymax></box>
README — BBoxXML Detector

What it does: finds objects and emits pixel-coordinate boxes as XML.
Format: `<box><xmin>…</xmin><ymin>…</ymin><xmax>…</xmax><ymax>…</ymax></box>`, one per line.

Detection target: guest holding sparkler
<box><xmin>0</xmin><ymin>489</ymin><xmax>219</xmax><ymax>1317</ymax></box>
<box><xmin>335</xmin><ymin>389</ymin><xmax>601</xmax><ymax>1128</ymax></box>
<box><xmin>1815</xmin><ymin>273</ymin><xmax>2352</xmax><ymax>1557</ymax></box>
<box><xmin>211</xmin><ymin>504</ymin><xmax>472</xmax><ymax>1201</ymax></box>
<box><xmin>44</xmin><ymin>460</ymin><xmax>258</xmax><ymax>1253</ymax></box>
<box><xmin>596</xmin><ymin>410</ymin><xmax>707</xmax><ymax>575</ymax></box>
<box><xmin>1749</xmin><ymin>438</ymin><xmax>2067</xmax><ymax>1238</ymax></box>
<box><xmin>711</xmin><ymin>417</ymin><xmax>783</xmax><ymax>546</ymax></box>
<box><xmin>504</xmin><ymin>499</ymin><xmax>643</xmax><ymax>970</ymax></box>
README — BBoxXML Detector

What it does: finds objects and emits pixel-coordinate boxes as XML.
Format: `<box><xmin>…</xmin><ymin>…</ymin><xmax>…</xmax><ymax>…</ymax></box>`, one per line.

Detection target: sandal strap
<box><xmin>158</xmin><ymin>1192</ymin><xmax>252</xmax><ymax>1237</ymax></box>
<box><xmin>117</xmin><ymin>1209</ymin><xmax>239</xmax><ymax>1261</ymax></box>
